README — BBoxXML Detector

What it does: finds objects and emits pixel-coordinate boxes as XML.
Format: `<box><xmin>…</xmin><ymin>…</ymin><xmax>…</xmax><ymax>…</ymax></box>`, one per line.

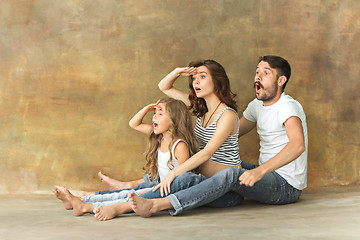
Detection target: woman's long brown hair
<box><xmin>143</xmin><ymin>98</ymin><xmax>199</xmax><ymax>180</ymax></box>
<box><xmin>187</xmin><ymin>59</ymin><xmax>238</xmax><ymax>117</ymax></box>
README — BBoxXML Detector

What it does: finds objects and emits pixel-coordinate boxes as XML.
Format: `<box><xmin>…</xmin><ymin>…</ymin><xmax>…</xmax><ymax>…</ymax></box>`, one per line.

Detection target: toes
<box><xmin>93</xmin><ymin>207</ymin><xmax>100</xmax><ymax>214</ymax></box>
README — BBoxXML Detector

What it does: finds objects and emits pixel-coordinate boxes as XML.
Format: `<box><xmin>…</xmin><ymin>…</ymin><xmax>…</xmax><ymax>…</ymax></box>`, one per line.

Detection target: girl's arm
<box><xmin>128</xmin><ymin>102</ymin><xmax>158</xmax><ymax>135</ymax></box>
<box><xmin>154</xmin><ymin>110</ymin><xmax>238</xmax><ymax>196</ymax></box>
<box><xmin>158</xmin><ymin>67</ymin><xmax>197</xmax><ymax>107</ymax></box>
<box><xmin>173</xmin><ymin>141</ymin><xmax>190</xmax><ymax>165</ymax></box>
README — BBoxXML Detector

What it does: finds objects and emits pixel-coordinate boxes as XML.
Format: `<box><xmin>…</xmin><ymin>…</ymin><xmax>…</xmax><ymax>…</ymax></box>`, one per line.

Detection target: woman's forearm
<box><xmin>158</xmin><ymin>68</ymin><xmax>180</xmax><ymax>92</ymax></box>
<box><xmin>172</xmin><ymin>150</ymin><xmax>211</xmax><ymax>177</ymax></box>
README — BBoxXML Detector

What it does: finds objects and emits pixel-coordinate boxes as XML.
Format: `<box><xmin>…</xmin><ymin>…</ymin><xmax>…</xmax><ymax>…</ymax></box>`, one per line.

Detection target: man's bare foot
<box><xmin>93</xmin><ymin>202</ymin><xmax>132</xmax><ymax>221</ymax></box>
<box><xmin>98</xmin><ymin>172</ymin><xmax>128</xmax><ymax>191</ymax></box>
<box><xmin>129</xmin><ymin>190</ymin><xmax>155</xmax><ymax>218</ymax></box>
<box><xmin>63</xmin><ymin>188</ymin><xmax>93</xmax><ymax>216</ymax></box>
<box><xmin>53</xmin><ymin>186</ymin><xmax>72</xmax><ymax>210</ymax></box>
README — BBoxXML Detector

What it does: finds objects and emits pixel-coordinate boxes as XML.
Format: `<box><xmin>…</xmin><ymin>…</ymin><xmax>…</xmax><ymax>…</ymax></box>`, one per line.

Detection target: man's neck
<box><xmin>263</xmin><ymin>92</ymin><xmax>283</xmax><ymax>106</ymax></box>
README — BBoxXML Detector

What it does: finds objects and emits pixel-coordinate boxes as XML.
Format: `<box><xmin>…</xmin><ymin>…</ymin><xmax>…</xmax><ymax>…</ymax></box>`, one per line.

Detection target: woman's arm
<box><xmin>158</xmin><ymin>67</ymin><xmax>197</xmax><ymax>107</ymax></box>
<box><xmin>128</xmin><ymin>102</ymin><xmax>158</xmax><ymax>135</ymax></box>
<box><xmin>154</xmin><ymin>110</ymin><xmax>238</xmax><ymax>196</ymax></box>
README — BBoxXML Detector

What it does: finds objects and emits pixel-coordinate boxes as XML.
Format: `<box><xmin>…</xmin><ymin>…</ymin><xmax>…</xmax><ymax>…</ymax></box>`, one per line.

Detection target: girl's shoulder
<box><xmin>171</xmin><ymin>138</ymin><xmax>188</xmax><ymax>151</ymax></box>
<box><xmin>173</xmin><ymin>139</ymin><xmax>190</xmax><ymax>163</ymax></box>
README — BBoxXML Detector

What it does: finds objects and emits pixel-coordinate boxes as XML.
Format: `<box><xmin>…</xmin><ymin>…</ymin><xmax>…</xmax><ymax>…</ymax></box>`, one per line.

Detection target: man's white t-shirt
<box><xmin>243</xmin><ymin>93</ymin><xmax>308</xmax><ymax>190</ymax></box>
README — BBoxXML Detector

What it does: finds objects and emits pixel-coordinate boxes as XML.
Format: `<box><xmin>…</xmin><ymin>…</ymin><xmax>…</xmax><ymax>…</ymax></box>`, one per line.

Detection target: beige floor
<box><xmin>0</xmin><ymin>186</ymin><xmax>359</xmax><ymax>240</ymax></box>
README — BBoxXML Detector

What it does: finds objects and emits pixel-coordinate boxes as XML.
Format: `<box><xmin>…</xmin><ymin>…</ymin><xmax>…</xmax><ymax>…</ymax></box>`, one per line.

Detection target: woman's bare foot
<box><xmin>129</xmin><ymin>190</ymin><xmax>155</xmax><ymax>218</ymax></box>
<box><xmin>53</xmin><ymin>186</ymin><xmax>72</xmax><ymax>210</ymax></box>
<box><xmin>62</xmin><ymin>188</ymin><xmax>93</xmax><ymax>216</ymax></box>
<box><xmin>93</xmin><ymin>202</ymin><xmax>132</xmax><ymax>221</ymax></box>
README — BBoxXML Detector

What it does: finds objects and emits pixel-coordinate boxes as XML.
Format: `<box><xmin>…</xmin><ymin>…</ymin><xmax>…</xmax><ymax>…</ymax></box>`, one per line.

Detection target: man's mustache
<box><xmin>254</xmin><ymin>81</ymin><xmax>264</xmax><ymax>89</ymax></box>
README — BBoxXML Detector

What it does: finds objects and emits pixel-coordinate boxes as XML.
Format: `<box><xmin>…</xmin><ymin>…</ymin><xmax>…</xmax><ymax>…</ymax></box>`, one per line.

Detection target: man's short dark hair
<box><xmin>259</xmin><ymin>56</ymin><xmax>291</xmax><ymax>91</ymax></box>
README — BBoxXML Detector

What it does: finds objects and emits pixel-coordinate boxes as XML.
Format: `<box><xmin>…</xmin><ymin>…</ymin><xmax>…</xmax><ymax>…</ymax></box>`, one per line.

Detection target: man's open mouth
<box><xmin>254</xmin><ymin>82</ymin><xmax>263</xmax><ymax>91</ymax></box>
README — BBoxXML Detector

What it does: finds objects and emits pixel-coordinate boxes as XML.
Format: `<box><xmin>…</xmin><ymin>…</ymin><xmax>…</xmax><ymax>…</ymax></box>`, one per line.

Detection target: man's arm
<box><xmin>238</xmin><ymin>117</ymin><xmax>256</xmax><ymax>137</ymax></box>
<box><xmin>239</xmin><ymin>116</ymin><xmax>305</xmax><ymax>186</ymax></box>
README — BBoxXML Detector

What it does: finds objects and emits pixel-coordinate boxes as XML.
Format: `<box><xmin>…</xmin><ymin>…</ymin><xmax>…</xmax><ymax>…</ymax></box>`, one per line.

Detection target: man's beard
<box><xmin>254</xmin><ymin>81</ymin><xmax>278</xmax><ymax>102</ymax></box>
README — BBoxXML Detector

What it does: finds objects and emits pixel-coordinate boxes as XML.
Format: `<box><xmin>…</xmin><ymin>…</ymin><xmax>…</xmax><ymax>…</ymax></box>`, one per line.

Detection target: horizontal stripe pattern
<box><xmin>194</xmin><ymin>107</ymin><xmax>241</xmax><ymax>166</ymax></box>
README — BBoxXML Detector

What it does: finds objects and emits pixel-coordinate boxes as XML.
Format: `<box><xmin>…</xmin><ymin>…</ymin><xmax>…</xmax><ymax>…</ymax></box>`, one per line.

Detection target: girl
<box><xmin>94</xmin><ymin>59</ymin><xmax>242</xmax><ymax>220</ymax></box>
<box><xmin>53</xmin><ymin>98</ymin><xmax>198</xmax><ymax>217</ymax></box>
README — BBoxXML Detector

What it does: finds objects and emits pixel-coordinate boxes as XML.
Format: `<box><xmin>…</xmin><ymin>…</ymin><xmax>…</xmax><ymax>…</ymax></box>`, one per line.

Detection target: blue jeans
<box><xmin>140</xmin><ymin>172</ymin><xmax>208</xmax><ymax>200</ymax></box>
<box><xmin>167</xmin><ymin>162</ymin><xmax>302</xmax><ymax>215</ymax></box>
<box><xmin>93</xmin><ymin>173</ymin><xmax>205</xmax><ymax>202</ymax></box>
<box><xmin>96</xmin><ymin>174</ymin><xmax>159</xmax><ymax>195</ymax></box>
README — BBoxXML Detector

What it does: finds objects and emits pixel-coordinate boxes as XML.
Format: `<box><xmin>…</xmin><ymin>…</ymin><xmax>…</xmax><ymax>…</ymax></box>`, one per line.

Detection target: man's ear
<box><xmin>278</xmin><ymin>75</ymin><xmax>287</xmax><ymax>87</ymax></box>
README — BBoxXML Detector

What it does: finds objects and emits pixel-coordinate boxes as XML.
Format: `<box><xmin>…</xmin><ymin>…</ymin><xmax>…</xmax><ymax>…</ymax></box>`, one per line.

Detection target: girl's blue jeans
<box><xmin>95</xmin><ymin>174</ymin><xmax>159</xmax><ymax>195</ymax></box>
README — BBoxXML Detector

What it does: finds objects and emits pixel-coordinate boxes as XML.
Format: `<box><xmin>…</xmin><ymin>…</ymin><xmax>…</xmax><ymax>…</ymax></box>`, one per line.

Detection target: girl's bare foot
<box><xmin>129</xmin><ymin>190</ymin><xmax>155</xmax><ymax>218</ymax></box>
<box><xmin>98</xmin><ymin>172</ymin><xmax>126</xmax><ymax>190</ymax></box>
<box><xmin>53</xmin><ymin>186</ymin><xmax>73</xmax><ymax>210</ymax></box>
<box><xmin>93</xmin><ymin>202</ymin><xmax>132</xmax><ymax>221</ymax></box>
<box><xmin>93</xmin><ymin>206</ymin><xmax>118</xmax><ymax>221</ymax></box>
<box><xmin>63</xmin><ymin>188</ymin><xmax>93</xmax><ymax>216</ymax></box>
<box><xmin>68</xmin><ymin>189</ymin><xmax>95</xmax><ymax>197</ymax></box>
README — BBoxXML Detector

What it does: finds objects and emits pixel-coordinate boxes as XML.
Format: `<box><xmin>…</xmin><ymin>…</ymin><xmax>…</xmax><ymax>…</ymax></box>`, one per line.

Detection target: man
<box><xmin>128</xmin><ymin>55</ymin><xmax>308</xmax><ymax>217</ymax></box>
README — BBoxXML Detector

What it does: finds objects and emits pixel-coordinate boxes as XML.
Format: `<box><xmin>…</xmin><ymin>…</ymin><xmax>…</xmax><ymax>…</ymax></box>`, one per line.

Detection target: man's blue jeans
<box><xmin>166</xmin><ymin>161</ymin><xmax>302</xmax><ymax>215</ymax></box>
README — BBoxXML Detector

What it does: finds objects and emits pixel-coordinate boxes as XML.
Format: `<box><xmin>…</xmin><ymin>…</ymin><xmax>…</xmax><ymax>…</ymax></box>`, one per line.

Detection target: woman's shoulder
<box><xmin>218</xmin><ymin>105</ymin><xmax>238</xmax><ymax>120</ymax></box>
<box><xmin>214</xmin><ymin>106</ymin><xmax>238</xmax><ymax>131</ymax></box>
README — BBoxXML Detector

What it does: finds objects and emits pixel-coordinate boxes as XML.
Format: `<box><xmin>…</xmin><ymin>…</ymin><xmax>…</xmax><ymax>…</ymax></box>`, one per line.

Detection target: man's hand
<box><xmin>239</xmin><ymin>168</ymin><xmax>265</xmax><ymax>187</ymax></box>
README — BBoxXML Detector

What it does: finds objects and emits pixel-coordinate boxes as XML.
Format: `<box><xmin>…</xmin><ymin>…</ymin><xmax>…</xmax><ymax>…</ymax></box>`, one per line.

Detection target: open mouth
<box><xmin>195</xmin><ymin>87</ymin><xmax>201</xmax><ymax>92</ymax></box>
<box><xmin>153</xmin><ymin>122</ymin><xmax>158</xmax><ymax>129</ymax></box>
<box><xmin>254</xmin><ymin>82</ymin><xmax>263</xmax><ymax>92</ymax></box>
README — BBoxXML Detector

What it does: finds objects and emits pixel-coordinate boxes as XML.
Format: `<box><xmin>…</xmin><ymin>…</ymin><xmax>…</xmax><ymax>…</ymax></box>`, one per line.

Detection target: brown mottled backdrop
<box><xmin>0</xmin><ymin>0</ymin><xmax>359</xmax><ymax>194</ymax></box>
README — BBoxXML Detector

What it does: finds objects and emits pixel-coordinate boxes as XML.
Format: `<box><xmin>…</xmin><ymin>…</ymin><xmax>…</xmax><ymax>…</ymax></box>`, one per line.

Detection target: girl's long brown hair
<box><xmin>143</xmin><ymin>98</ymin><xmax>199</xmax><ymax>180</ymax></box>
<box><xmin>187</xmin><ymin>59</ymin><xmax>238</xmax><ymax>117</ymax></box>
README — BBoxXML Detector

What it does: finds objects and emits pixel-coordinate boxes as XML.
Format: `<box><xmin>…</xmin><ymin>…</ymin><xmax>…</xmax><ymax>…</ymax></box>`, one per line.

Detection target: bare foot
<box><xmin>53</xmin><ymin>186</ymin><xmax>72</xmax><ymax>210</ymax></box>
<box><xmin>129</xmin><ymin>190</ymin><xmax>154</xmax><ymax>218</ymax></box>
<box><xmin>98</xmin><ymin>172</ymin><xmax>128</xmax><ymax>191</ymax></box>
<box><xmin>63</xmin><ymin>188</ymin><xmax>93</xmax><ymax>216</ymax></box>
<box><xmin>93</xmin><ymin>202</ymin><xmax>132</xmax><ymax>221</ymax></box>
<box><xmin>69</xmin><ymin>189</ymin><xmax>95</xmax><ymax>197</ymax></box>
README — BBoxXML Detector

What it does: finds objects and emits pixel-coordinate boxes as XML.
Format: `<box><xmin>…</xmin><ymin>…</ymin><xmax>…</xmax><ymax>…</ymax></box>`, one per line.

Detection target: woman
<box><xmin>94</xmin><ymin>59</ymin><xmax>242</xmax><ymax>220</ymax></box>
